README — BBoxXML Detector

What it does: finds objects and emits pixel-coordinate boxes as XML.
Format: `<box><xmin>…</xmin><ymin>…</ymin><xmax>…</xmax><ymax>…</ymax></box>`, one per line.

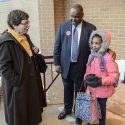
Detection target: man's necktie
<box><xmin>71</xmin><ymin>27</ymin><xmax>79</xmax><ymax>62</ymax></box>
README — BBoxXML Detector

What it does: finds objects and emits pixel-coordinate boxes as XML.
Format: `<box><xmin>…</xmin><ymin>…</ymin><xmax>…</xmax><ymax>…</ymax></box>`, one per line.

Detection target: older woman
<box><xmin>0</xmin><ymin>9</ymin><xmax>46</xmax><ymax>125</ymax></box>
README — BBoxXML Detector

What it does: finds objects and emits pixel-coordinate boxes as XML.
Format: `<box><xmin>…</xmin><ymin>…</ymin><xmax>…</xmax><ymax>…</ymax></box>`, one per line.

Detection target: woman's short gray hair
<box><xmin>7</xmin><ymin>9</ymin><xmax>29</xmax><ymax>29</ymax></box>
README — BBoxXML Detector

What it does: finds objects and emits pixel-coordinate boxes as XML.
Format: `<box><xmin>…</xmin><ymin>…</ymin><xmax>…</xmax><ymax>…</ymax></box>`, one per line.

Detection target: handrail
<box><xmin>42</xmin><ymin>55</ymin><xmax>60</xmax><ymax>92</ymax></box>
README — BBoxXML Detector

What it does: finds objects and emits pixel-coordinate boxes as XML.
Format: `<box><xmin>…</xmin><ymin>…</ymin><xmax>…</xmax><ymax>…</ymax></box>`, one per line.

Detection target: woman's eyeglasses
<box><xmin>20</xmin><ymin>20</ymin><xmax>30</xmax><ymax>26</ymax></box>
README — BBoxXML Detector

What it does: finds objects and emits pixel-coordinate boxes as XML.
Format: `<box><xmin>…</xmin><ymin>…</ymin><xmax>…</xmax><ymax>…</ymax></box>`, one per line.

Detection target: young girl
<box><xmin>84</xmin><ymin>31</ymin><xmax>119</xmax><ymax>125</ymax></box>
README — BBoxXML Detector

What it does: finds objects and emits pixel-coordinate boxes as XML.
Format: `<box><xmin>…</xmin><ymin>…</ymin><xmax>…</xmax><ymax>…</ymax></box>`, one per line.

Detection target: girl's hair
<box><xmin>91</xmin><ymin>34</ymin><xmax>102</xmax><ymax>43</ymax></box>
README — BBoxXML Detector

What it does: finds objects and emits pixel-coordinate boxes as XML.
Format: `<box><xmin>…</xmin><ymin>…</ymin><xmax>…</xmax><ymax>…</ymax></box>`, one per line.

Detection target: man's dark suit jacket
<box><xmin>54</xmin><ymin>20</ymin><xmax>96</xmax><ymax>80</ymax></box>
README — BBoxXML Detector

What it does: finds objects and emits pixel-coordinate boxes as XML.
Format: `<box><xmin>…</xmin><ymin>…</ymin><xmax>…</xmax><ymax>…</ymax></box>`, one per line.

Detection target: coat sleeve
<box><xmin>53</xmin><ymin>24</ymin><xmax>62</xmax><ymax>65</ymax></box>
<box><xmin>101</xmin><ymin>55</ymin><xmax>119</xmax><ymax>86</ymax></box>
<box><xmin>84</xmin><ymin>56</ymin><xmax>92</xmax><ymax>79</ymax></box>
<box><xmin>0</xmin><ymin>42</ymin><xmax>19</xmax><ymax>87</ymax></box>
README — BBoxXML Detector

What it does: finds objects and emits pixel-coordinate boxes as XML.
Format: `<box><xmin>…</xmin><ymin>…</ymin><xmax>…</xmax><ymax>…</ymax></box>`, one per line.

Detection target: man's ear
<box><xmin>82</xmin><ymin>12</ymin><xmax>84</xmax><ymax>18</ymax></box>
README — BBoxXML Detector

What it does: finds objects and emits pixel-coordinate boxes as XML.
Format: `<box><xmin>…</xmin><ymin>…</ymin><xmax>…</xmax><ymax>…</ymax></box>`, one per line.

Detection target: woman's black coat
<box><xmin>0</xmin><ymin>31</ymin><xmax>46</xmax><ymax>125</ymax></box>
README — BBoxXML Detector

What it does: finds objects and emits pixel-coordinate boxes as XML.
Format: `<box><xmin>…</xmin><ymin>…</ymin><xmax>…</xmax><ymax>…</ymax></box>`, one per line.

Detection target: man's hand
<box><xmin>55</xmin><ymin>65</ymin><xmax>61</xmax><ymax>73</ymax></box>
<box><xmin>107</xmin><ymin>48</ymin><xmax>116</xmax><ymax>60</ymax></box>
<box><xmin>32</xmin><ymin>46</ymin><xmax>39</xmax><ymax>54</ymax></box>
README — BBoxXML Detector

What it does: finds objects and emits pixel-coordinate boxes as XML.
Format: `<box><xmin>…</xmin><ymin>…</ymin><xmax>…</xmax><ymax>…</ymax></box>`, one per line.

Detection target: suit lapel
<box><xmin>79</xmin><ymin>20</ymin><xmax>87</xmax><ymax>51</ymax></box>
<box><xmin>66</xmin><ymin>22</ymin><xmax>72</xmax><ymax>53</ymax></box>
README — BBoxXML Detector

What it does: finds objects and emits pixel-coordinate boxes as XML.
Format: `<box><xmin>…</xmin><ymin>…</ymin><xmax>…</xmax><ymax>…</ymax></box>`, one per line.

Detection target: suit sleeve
<box><xmin>53</xmin><ymin>24</ymin><xmax>62</xmax><ymax>65</ymax></box>
<box><xmin>0</xmin><ymin>42</ymin><xmax>19</xmax><ymax>87</ymax></box>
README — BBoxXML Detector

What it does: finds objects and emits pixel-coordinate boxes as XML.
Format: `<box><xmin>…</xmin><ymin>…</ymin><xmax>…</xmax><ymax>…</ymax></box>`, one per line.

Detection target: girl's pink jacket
<box><xmin>85</xmin><ymin>53</ymin><xmax>119</xmax><ymax>98</ymax></box>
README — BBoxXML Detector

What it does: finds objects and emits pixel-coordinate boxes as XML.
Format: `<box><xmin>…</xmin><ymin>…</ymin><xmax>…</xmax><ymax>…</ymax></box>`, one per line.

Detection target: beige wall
<box><xmin>54</xmin><ymin>0</ymin><xmax>65</xmax><ymax>33</ymax></box>
<box><xmin>63</xmin><ymin>0</ymin><xmax>125</xmax><ymax>59</ymax></box>
<box><xmin>0</xmin><ymin>0</ymin><xmax>125</xmax><ymax>59</ymax></box>
<box><xmin>40</xmin><ymin>0</ymin><xmax>125</xmax><ymax>58</ymax></box>
<box><xmin>38</xmin><ymin>0</ymin><xmax>55</xmax><ymax>56</ymax></box>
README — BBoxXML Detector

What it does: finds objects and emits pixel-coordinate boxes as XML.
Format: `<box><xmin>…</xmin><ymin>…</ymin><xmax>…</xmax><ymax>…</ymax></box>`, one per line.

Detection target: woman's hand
<box><xmin>32</xmin><ymin>46</ymin><xmax>39</xmax><ymax>54</ymax></box>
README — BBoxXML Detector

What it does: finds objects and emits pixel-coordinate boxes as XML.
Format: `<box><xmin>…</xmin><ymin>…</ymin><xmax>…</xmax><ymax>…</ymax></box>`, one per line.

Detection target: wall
<box><xmin>38</xmin><ymin>0</ymin><xmax>55</xmax><ymax>56</ymax></box>
<box><xmin>0</xmin><ymin>0</ymin><xmax>125</xmax><ymax>58</ymax></box>
<box><xmin>63</xmin><ymin>0</ymin><xmax>125</xmax><ymax>59</ymax></box>
<box><xmin>54</xmin><ymin>0</ymin><xmax>65</xmax><ymax>33</ymax></box>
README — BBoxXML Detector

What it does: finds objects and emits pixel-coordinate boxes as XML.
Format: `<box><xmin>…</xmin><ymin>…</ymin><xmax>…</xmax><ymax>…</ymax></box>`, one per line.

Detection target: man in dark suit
<box><xmin>53</xmin><ymin>4</ymin><xmax>96</xmax><ymax>124</ymax></box>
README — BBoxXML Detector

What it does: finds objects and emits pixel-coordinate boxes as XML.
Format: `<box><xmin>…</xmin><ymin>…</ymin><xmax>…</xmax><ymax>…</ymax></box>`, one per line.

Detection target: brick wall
<box><xmin>0</xmin><ymin>1</ymin><xmax>124</xmax><ymax>58</ymax></box>
<box><xmin>43</xmin><ymin>0</ymin><xmax>125</xmax><ymax>58</ymax></box>
<box><xmin>54</xmin><ymin>0</ymin><xmax>65</xmax><ymax>33</ymax></box>
<box><xmin>38</xmin><ymin>0</ymin><xmax>55</xmax><ymax>56</ymax></box>
<box><xmin>63</xmin><ymin>0</ymin><xmax>125</xmax><ymax>59</ymax></box>
<box><xmin>38</xmin><ymin>0</ymin><xmax>65</xmax><ymax>56</ymax></box>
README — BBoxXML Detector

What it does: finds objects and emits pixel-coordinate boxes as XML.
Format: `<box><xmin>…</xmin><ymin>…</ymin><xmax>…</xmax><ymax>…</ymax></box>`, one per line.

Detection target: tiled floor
<box><xmin>1</xmin><ymin>99</ymin><xmax>125</xmax><ymax>125</ymax></box>
<box><xmin>40</xmin><ymin>104</ymin><xmax>125</xmax><ymax>125</ymax></box>
<box><xmin>0</xmin><ymin>73</ymin><xmax>125</xmax><ymax>125</ymax></box>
